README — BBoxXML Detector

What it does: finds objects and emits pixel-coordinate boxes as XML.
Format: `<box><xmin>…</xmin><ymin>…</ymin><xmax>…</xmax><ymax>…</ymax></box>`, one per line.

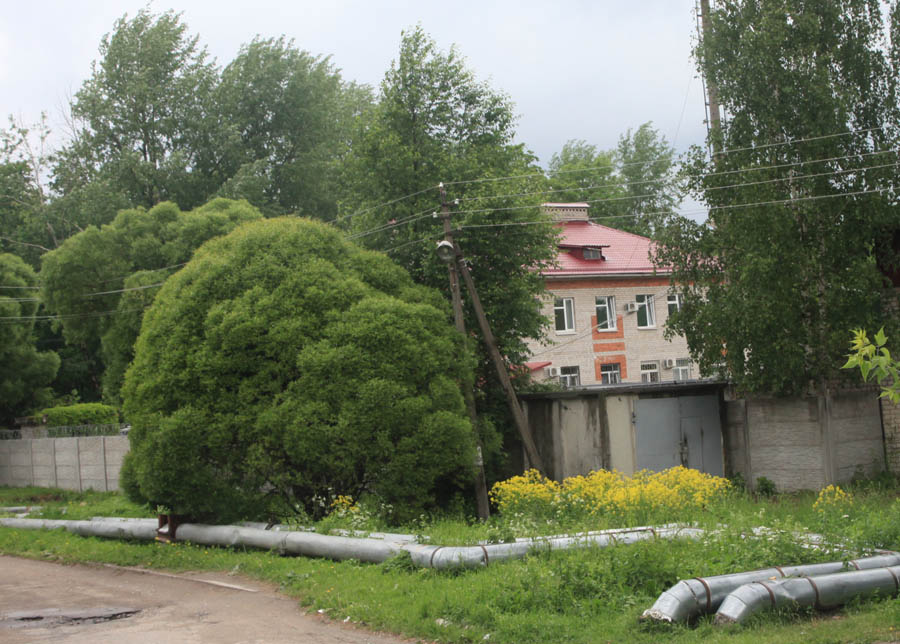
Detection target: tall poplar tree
<box><xmin>655</xmin><ymin>0</ymin><xmax>900</xmax><ymax>395</ymax></box>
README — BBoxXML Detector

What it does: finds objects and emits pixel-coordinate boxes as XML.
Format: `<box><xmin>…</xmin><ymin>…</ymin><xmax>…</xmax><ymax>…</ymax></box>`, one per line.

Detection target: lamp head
<box><xmin>435</xmin><ymin>240</ymin><xmax>455</xmax><ymax>263</ymax></box>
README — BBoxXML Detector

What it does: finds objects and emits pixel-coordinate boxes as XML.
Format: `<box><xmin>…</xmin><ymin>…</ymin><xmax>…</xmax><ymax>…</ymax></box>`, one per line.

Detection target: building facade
<box><xmin>525</xmin><ymin>203</ymin><xmax>695</xmax><ymax>387</ymax></box>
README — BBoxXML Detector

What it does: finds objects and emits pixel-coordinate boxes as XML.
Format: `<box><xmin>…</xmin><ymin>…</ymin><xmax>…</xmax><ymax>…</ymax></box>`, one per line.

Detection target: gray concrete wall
<box><xmin>881</xmin><ymin>397</ymin><xmax>900</xmax><ymax>473</ymax></box>
<box><xmin>0</xmin><ymin>436</ymin><xmax>128</xmax><ymax>491</ymax></box>
<box><xmin>523</xmin><ymin>395</ymin><xmax>610</xmax><ymax>480</ymax></box>
<box><xmin>722</xmin><ymin>390</ymin><xmax>885</xmax><ymax>492</ymax></box>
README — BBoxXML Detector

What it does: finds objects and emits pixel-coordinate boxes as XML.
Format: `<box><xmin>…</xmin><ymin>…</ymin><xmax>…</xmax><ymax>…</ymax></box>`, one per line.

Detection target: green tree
<box><xmin>547</xmin><ymin>123</ymin><xmax>680</xmax><ymax>236</ymax></box>
<box><xmin>339</xmin><ymin>28</ymin><xmax>558</xmax><ymax>476</ymax></box>
<box><xmin>216</xmin><ymin>37</ymin><xmax>372</xmax><ymax>219</ymax></box>
<box><xmin>0</xmin><ymin>253</ymin><xmax>59</xmax><ymax>424</ymax></box>
<box><xmin>655</xmin><ymin>0</ymin><xmax>899</xmax><ymax>395</ymax></box>
<box><xmin>121</xmin><ymin>217</ymin><xmax>475</xmax><ymax>523</ymax></box>
<box><xmin>40</xmin><ymin>199</ymin><xmax>263</xmax><ymax>403</ymax></box>
<box><xmin>53</xmin><ymin>8</ymin><xmax>220</xmax><ymax>212</ymax></box>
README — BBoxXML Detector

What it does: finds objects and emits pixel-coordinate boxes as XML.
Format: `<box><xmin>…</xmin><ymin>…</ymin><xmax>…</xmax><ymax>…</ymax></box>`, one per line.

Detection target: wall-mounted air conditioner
<box><xmin>663</xmin><ymin>358</ymin><xmax>675</xmax><ymax>369</ymax></box>
<box><xmin>624</xmin><ymin>302</ymin><xmax>638</xmax><ymax>313</ymax></box>
<box><xmin>545</xmin><ymin>366</ymin><xmax>560</xmax><ymax>378</ymax></box>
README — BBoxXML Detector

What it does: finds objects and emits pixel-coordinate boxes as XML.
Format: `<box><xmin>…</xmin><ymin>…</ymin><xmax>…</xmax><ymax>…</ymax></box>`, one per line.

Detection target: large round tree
<box><xmin>121</xmin><ymin>217</ymin><xmax>475</xmax><ymax>523</ymax></box>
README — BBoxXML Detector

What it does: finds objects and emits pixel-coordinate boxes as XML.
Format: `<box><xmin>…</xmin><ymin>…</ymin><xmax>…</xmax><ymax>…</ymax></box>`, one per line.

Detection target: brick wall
<box><xmin>527</xmin><ymin>278</ymin><xmax>693</xmax><ymax>385</ymax></box>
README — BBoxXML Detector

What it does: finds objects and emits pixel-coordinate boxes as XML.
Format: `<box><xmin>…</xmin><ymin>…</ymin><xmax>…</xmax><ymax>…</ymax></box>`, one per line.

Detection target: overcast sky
<box><xmin>2</xmin><ymin>1</ymin><xmax>710</xmax><ymax>214</ymax></box>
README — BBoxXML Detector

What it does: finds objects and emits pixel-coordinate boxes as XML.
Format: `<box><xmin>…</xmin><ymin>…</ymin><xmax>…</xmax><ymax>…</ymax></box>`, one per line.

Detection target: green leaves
<box><xmin>122</xmin><ymin>217</ymin><xmax>476</xmax><ymax>523</ymax></box>
<box><xmin>843</xmin><ymin>328</ymin><xmax>900</xmax><ymax>403</ymax></box>
<box><xmin>656</xmin><ymin>0</ymin><xmax>900</xmax><ymax>395</ymax></box>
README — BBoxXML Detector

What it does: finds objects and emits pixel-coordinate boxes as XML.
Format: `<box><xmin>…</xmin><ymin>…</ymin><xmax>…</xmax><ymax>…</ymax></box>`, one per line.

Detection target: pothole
<box><xmin>1</xmin><ymin>607</ymin><xmax>141</xmax><ymax>629</ymax></box>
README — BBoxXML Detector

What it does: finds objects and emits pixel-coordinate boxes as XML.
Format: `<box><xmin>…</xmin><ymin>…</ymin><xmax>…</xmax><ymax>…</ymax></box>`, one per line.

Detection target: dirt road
<box><xmin>0</xmin><ymin>555</ymin><xmax>412</xmax><ymax>643</ymax></box>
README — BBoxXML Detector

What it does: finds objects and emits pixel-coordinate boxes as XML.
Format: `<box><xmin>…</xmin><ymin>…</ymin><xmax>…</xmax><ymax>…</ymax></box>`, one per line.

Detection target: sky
<box><xmin>1</xmin><ymin>1</ymin><xmax>711</xmax><ymax>215</ymax></box>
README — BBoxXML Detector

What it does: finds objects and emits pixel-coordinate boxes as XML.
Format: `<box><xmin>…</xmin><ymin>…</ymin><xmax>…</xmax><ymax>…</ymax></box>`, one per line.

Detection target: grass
<box><xmin>1</xmin><ymin>481</ymin><xmax>900</xmax><ymax>643</ymax></box>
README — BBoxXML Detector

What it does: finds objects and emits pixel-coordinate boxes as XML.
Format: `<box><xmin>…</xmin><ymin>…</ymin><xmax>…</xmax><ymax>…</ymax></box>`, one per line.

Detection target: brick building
<box><xmin>525</xmin><ymin>203</ymin><xmax>695</xmax><ymax>387</ymax></box>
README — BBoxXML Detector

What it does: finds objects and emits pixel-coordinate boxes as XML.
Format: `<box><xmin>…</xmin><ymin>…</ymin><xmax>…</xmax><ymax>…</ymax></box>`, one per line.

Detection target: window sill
<box><xmin>637</xmin><ymin>326</ymin><xmax>657</xmax><ymax>330</ymax></box>
<box><xmin>595</xmin><ymin>328</ymin><xmax>618</xmax><ymax>333</ymax></box>
<box><xmin>555</xmin><ymin>330</ymin><xmax>577</xmax><ymax>335</ymax></box>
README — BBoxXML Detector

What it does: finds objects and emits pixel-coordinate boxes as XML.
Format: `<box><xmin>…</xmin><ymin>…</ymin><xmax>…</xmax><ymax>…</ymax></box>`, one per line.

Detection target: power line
<box><xmin>0</xmin><ymin>306</ymin><xmax>151</xmax><ymax>324</ymax></box>
<box><xmin>81</xmin><ymin>282</ymin><xmax>165</xmax><ymax>298</ymax></box>
<box><xmin>441</xmin><ymin>126</ymin><xmax>890</xmax><ymax>189</ymax></box>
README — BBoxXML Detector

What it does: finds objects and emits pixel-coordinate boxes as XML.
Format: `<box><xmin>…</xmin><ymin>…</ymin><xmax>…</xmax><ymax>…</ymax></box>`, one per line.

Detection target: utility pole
<box><xmin>438</xmin><ymin>184</ymin><xmax>491</xmax><ymax>519</ymax></box>
<box><xmin>434</xmin><ymin>189</ymin><xmax>545</xmax><ymax>473</ymax></box>
<box><xmin>699</xmin><ymin>0</ymin><xmax>724</xmax><ymax>158</ymax></box>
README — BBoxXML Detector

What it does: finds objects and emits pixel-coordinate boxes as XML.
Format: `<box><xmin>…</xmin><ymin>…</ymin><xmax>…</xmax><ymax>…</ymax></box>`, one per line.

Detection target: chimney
<box><xmin>541</xmin><ymin>202</ymin><xmax>590</xmax><ymax>222</ymax></box>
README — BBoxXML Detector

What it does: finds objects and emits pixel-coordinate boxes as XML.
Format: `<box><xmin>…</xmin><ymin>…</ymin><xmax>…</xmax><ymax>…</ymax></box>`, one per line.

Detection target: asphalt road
<box><xmin>0</xmin><ymin>555</ymin><xmax>412</xmax><ymax>643</ymax></box>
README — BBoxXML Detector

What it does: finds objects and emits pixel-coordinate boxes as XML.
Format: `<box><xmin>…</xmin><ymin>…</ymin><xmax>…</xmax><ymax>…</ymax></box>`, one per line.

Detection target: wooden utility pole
<box><xmin>439</xmin><ymin>185</ymin><xmax>491</xmax><ymax>519</ymax></box>
<box><xmin>699</xmin><ymin>0</ymin><xmax>724</xmax><ymax>157</ymax></box>
<box><xmin>444</xmin><ymin>233</ymin><xmax>545</xmax><ymax>473</ymax></box>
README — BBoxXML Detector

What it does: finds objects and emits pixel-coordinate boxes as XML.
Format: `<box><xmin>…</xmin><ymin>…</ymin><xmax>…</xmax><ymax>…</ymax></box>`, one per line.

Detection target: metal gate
<box><xmin>634</xmin><ymin>395</ymin><xmax>723</xmax><ymax>476</ymax></box>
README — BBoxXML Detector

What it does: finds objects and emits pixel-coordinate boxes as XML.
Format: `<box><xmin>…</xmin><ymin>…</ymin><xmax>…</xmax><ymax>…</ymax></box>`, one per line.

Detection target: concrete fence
<box><xmin>0</xmin><ymin>436</ymin><xmax>128</xmax><ymax>492</ymax></box>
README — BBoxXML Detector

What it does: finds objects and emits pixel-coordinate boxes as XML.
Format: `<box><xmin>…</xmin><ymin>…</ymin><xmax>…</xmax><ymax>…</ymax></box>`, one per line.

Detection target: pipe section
<box><xmin>714</xmin><ymin>565</ymin><xmax>900</xmax><ymax>624</ymax></box>
<box><xmin>1</xmin><ymin>518</ymin><xmax>702</xmax><ymax>568</ymax></box>
<box><xmin>408</xmin><ymin>526</ymin><xmax>704</xmax><ymax>569</ymax></box>
<box><xmin>641</xmin><ymin>553</ymin><xmax>900</xmax><ymax>623</ymax></box>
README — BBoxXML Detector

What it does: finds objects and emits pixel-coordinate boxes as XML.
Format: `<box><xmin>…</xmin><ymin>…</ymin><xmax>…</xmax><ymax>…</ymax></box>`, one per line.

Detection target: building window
<box><xmin>641</xmin><ymin>361</ymin><xmax>660</xmax><ymax>383</ymax></box>
<box><xmin>583</xmin><ymin>247</ymin><xmax>604</xmax><ymax>260</ymax></box>
<box><xmin>594</xmin><ymin>296</ymin><xmax>616</xmax><ymax>330</ymax></box>
<box><xmin>636</xmin><ymin>294</ymin><xmax>655</xmax><ymax>328</ymax></box>
<box><xmin>554</xmin><ymin>297</ymin><xmax>575</xmax><ymax>333</ymax></box>
<box><xmin>674</xmin><ymin>358</ymin><xmax>692</xmax><ymax>381</ymax></box>
<box><xmin>667</xmin><ymin>293</ymin><xmax>683</xmax><ymax>316</ymax></box>
<box><xmin>600</xmin><ymin>363</ymin><xmax>621</xmax><ymax>384</ymax></box>
<box><xmin>560</xmin><ymin>366</ymin><xmax>580</xmax><ymax>388</ymax></box>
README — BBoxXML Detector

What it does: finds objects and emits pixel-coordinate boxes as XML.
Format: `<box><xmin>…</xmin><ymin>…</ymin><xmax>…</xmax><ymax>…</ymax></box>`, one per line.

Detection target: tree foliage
<box><xmin>655</xmin><ymin>0</ymin><xmax>900</xmax><ymax>395</ymax></box>
<box><xmin>0</xmin><ymin>253</ymin><xmax>59</xmax><ymax>424</ymax></box>
<box><xmin>216</xmin><ymin>37</ymin><xmax>371</xmax><ymax>219</ymax></box>
<box><xmin>40</xmin><ymin>199</ymin><xmax>263</xmax><ymax>403</ymax></box>
<box><xmin>339</xmin><ymin>28</ymin><xmax>558</xmax><ymax>475</ymax></box>
<box><xmin>121</xmin><ymin>217</ymin><xmax>475</xmax><ymax>523</ymax></box>
<box><xmin>548</xmin><ymin>123</ymin><xmax>680</xmax><ymax>236</ymax></box>
<box><xmin>56</xmin><ymin>8</ymin><xmax>220</xmax><ymax>210</ymax></box>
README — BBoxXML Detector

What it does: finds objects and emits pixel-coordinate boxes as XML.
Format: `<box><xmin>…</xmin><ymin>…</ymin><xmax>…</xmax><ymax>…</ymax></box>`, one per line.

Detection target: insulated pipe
<box><xmin>408</xmin><ymin>526</ymin><xmax>705</xmax><ymax>569</ymax></box>
<box><xmin>0</xmin><ymin>517</ymin><xmax>158</xmax><ymax>541</ymax></box>
<box><xmin>1</xmin><ymin>518</ymin><xmax>703</xmax><ymax>568</ymax></box>
<box><xmin>714</xmin><ymin>565</ymin><xmax>900</xmax><ymax>624</ymax></box>
<box><xmin>641</xmin><ymin>552</ymin><xmax>900</xmax><ymax>623</ymax></box>
<box><xmin>176</xmin><ymin>524</ymin><xmax>404</xmax><ymax>563</ymax></box>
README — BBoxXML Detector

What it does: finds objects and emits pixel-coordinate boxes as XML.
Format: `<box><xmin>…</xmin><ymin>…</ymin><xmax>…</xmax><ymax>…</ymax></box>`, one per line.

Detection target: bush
<box><xmin>39</xmin><ymin>402</ymin><xmax>119</xmax><ymax>427</ymax></box>
<box><xmin>121</xmin><ymin>217</ymin><xmax>476</xmax><ymax>523</ymax></box>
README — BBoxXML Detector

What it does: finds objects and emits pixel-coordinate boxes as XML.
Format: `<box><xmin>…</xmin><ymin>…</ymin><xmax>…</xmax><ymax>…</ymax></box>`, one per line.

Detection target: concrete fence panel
<box><xmin>0</xmin><ymin>436</ymin><xmax>129</xmax><ymax>492</ymax></box>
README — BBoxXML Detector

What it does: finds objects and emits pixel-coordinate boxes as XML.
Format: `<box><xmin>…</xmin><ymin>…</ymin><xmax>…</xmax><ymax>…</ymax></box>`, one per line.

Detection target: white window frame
<box><xmin>554</xmin><ymin>297</ymin><xmax>575</xmax><ymax>333</ymax></box>
<box><xmin>674</xmin><ymin>358</ymin><xmax>692</xmax><ymax>381</ymax></box>
<box><xmin>641</xmin><ymin>361</ymin><xmax>660</xmax><ymax>383</ymax></box>
<box><xmin>594</xmin><ymin>295</ymin><xmax>616</xmax><ymax>331</ymax></box>
<box><xmin>667</xmin><ymin>293</ymin><xmax>683</xmax><ymax>316</ymax></box>
<box><xmin>600</xmin><ymin>363</ymin><xmax>621</xmax><ymax>385</ymax></box>
<box><xmin>636</xmin><ymin>294</ymin><xmax>656</xmax><ymax>328</ymax></box>
<box><xmin>559</xmin><ymin>365</ymin><xmax>580</xmax><ymax>388</ymax></box>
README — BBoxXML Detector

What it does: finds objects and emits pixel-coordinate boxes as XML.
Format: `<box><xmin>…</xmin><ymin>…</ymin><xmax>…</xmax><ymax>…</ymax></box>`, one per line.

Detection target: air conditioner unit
<box><xmin>663</xmin><ymin>358</ymin><xmax>675</xmax><ymax>369</ymax></box>
<box><xmin>545</xmin><ymin>366</ymin><xmax>560</xmax><ymax>378</ymax></box>
<box><xmin>624</xmin><ymin>302</ymin><xmax>638</xmax><ymax>313</ymax></box>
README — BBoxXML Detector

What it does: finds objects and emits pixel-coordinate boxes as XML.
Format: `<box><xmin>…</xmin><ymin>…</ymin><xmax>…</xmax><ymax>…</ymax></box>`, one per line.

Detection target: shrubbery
<box><xmin>39</xmin><ymin>402</ymin><xmax>119</xmax><ymax>427</ymax></box>
<box><xmin>121</xmin><ymin>217</ymin><xmax>476</xmax><ymax>523</ymax></box>
<box><xmin>490</xmin><ymin>466</ymin><xmax>731</xmax><ymax>527</ymax></box>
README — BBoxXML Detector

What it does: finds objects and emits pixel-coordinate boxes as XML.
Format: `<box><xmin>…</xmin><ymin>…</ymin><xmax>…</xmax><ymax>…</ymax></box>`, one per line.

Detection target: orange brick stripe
<box><xmin>593</xmin><ymin>341</ymin><xmax>625</xmax><ymax>353</ymax></box>
<box><xmin>592</xmin><ymin>315</ymin><xmax>624</xmax><ymax>340</ymax></box>
<box><xmin>594</xmin><ymin>354</ymin><xmax>627</xmax><ymax>380</ymax></box>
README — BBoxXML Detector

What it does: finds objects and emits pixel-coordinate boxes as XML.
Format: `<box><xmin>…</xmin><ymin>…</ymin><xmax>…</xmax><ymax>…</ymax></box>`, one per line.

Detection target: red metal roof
<box><xmin>524</xmin><ymin>361</ymin><xmax>552</xmax><ymax>371</ymax></box>
<box><xmin>549</xmin><ymin>220</ymin><xmax>665</xmax><ymax>276</ymax></box>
